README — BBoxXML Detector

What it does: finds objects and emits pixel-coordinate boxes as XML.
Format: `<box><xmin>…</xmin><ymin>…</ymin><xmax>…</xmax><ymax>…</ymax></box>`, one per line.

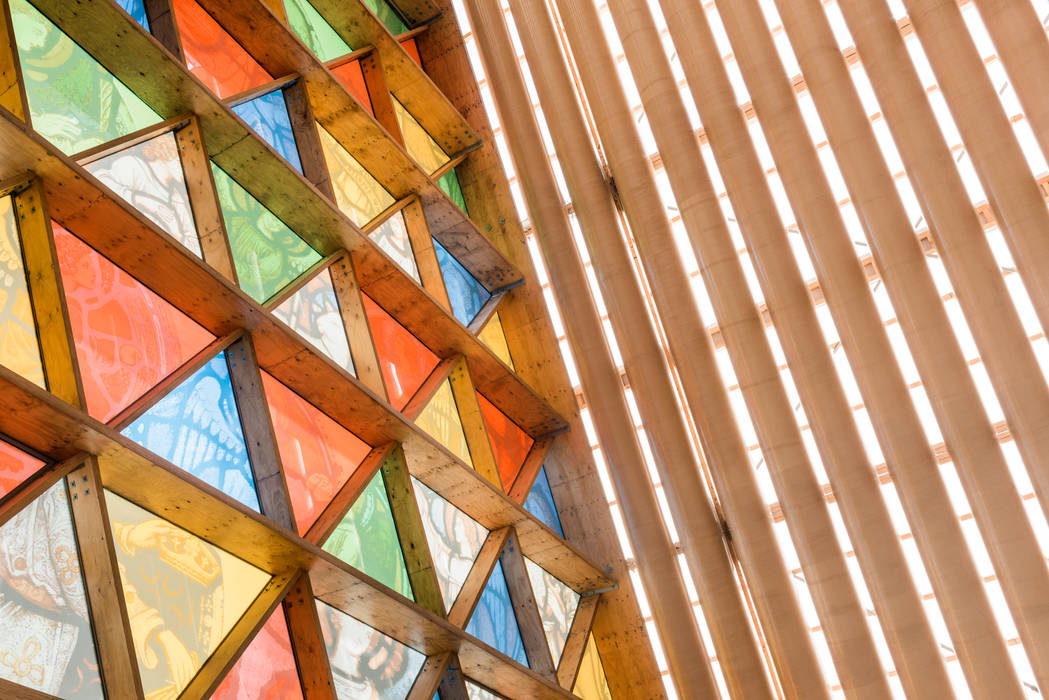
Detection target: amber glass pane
<box><xmin>54</xmin><ymin>224</ymin><xmax>215</xmax><ymax>422</ymax></box>
<box><xmin>477</xmin><ymin>393</ymin><xmax>532</xmax><ymax>488</ymax></box>
<box><xmin>392</xmin><ymin>99</ymin><xmax>448</xmax><ymax>174</ymax></box>
<box><xmin>0</xmin><ymin>439</ymin><xmax>44</xmax><ymax>498</ymax></box>
<box><xmin>261</xmin><ymin>371</ymin><xmax>370</xmax><ymax>535</ymax></box>
<box><xmin>106</xmin><ymin>491</ymin><xmax>271</xmax><ymax>699</ymax></box>
<box><xmin>0</xmin><ymin>195</ymin><xmax>44</xmax><ymax>387</ymax></box>
<box><xmin>330</xmin><ymin>60</ymin><xmax>372</xmax><ymax>115</ymax></box>
<box><xmin>271</xmin><ymin>267</ymin><xmax>355</xmax><ymax>376</ymax></box>
<box><xmin>414</xmin><ymin>379</ymin><xmax>472</xmax><ymax>467</ymax></box>
<box><xmin>0</xmin><ymin>481</ymin><xmax>103</xmax><ymax>699</ymax></box>
<box><xmin>574</xmin><ymin>634</ymin><xmax>613</xmax><ymax>700</ymax></box>
<box><xmin>525</xmin><ymin>558</ymin><xmax>579</xmax><ymax>663</ymax></box>
<box><xmin>171</xmin><ymin>0</ymin><xmax>272</xmax><ymax>98</ymax></box>
<box><xmin>412</xmin><ymin>477</ymin><xmax>487</xmax><ymax>609</ymax></box>
<box><xmin>362</xmin><ymin>293</ymin><xmax>438</xmax><ymax>410</ymax></box>
<box><xmin>212</xmin><ymin>607</ymin><xmax>304</xmax><ymax>700</ymax></box>
<box><xmin>477</xmin><ymin>312</ymin><xmax>514</xmax><ymax>370</ymax></box>
<box><xmin>10</xmin><ymin>0</ymin><xmax>160</xmax><ymax>155</ymax></box>
<box><xmin>317</xmin><ymin>124</ymin><xmax>394</xmax><ymax>226</ymax></box>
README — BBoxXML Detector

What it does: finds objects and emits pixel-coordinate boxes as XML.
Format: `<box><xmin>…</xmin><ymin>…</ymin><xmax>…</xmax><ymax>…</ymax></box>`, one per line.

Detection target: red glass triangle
<box><xmin>212</xmin><ymin>606</ymin><xmax>304</xmax><ymax>700</ymax></box>
<box><xmin>0</xmin><ymin>439</ymin><xmax>43</xmax><ymax>499</ymax></box>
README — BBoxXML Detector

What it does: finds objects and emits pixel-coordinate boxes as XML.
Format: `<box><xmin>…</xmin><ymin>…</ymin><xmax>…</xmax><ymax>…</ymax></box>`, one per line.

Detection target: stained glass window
<box><xmin>363</xmin><ymin>293</ymin><xmax>439</xmax><ymax>410</ymax></box>
<box><xmin>393</xmin><ymin>99</ymin><xmax>449</xmax><ymax>175</ymax></box>
<box><xmin>434</xmin><ymin>238</ymin><xmax>490</xmax><ymax>326</ymax></box>
<box><xmin>574</xmin><ymin>634</ymin><xmax>613</xmax><ymax>700</ymax></box>
<box><xmin>105</xmin><ymin>491</ymin><xmax>271</xmax><ymax>699</ymax></box>
<box><xmin>315</xmin><ymin>600</ymin><xmax>426</xmax><ymax>700</ymax></box>
<box><xmin>115</xmin><ymin>0</ymin><xmax>150</xmax><ymax>31</ymax></box>
<box><xmin>83</xmin><ymin>131</ymin><xmax>203</xmax><ymax>258</ymax></box>
<box><xmin>271</xmin><ymin>268</ymin><xmax>355</xmax><ymax>376</ymax></box>
<box><xmin>466</xmin><ymin>560</ymin><xmax>528</xmax><ymax>666</ymax></box>
<box><xmin>411</xmin><ymin>477</ymin><xmax>487</xmax><ymax>610</ymax></box>
<box><xmin>477</xmin><ymin>393</ymin><xmax>532</xmax><ymax>489</ymax></box>
<box><xmin>330</xmin><ymin>60</ymin><xmax>372</xmax><ymax>114</ymax></box>
<box><xmin>210</xmin><ymin>163</ymin><xmax>322</xmax><ymax>303</ymax></box>
<box><xmin>232</xmin><ymin>89</ymin><xmax>303</xmax><ymax>174</ymax></box>
<box><xmin>361</xmin><ymin>0</ymin><xmax>408</xmax><ymax>35</ymax></box>
<box><xmin>317</xmin><ymin>124</ymin><xmax>395</xmax><ymax>227</ymax></box>
<box><xmin>171</xmin><ymin>0</ymin><xmax>272</xmax><ymax>99</ymax></box>
<box><xmin>0</xmin><ymin>481</ymin><xmax>103</xmax><ymax>699</ymax></box>
<box><xmin>261</xmin><ymin>371</ymin><xmax>370</xmax><ymax>534</ymax></box>
<box><xmin>437</xmin><ymin>168</ymin><xmax>468</xmax><ymax>215</ymax></box>
<box><xmin>400</xmin><ymin>37</ymin><xmax>422</xmax><ymax>68</ymax></box>
<box><xmin>283</xmin><ymin>0</ymin><xmax>353</xmax><ymax>61</ymax></box>
<box><xmin>323</xmin><ymin>471</ymin><xmax>413</xmax><ymax>599</ymax></box>
<box><xmin>54</xmin><ymin>224</ymin><xmax>215</xmax><ymax>422</ymax></box>
<box><xmin>122</xmin><ymin>351</ymin><xmax>261</xmax><ymax>511</ymax></box>
<box><xmin>10</xmin><ymin>0</ymin><xmax>160</xmax><ymax>155</ymax></box>
<box><xmin>477</xmin><ymin>312</ymin><xmax>514</xmax><ymax>370</ymax></box>
<box><xmin>466</xmin><ymin>681</ymin><xmax>502</xmax><ymax>700</ymax></box>
<box><xmin>414</xmin><ymin>379</ymin><xmax>473</xmax><ymax>468</ymax></box>
<box><xmin>523</xmin><ymin>466</ymin><xmax>564</xmax><ymax>537</ymax></box>
<box><xmin>212</xmin><ymin>607</ymin><xmax>304</xmax><ymax>700</ymax></box>
<box><xmin>369</xmin><ymin>211</ymin><xmax>420</xmax><ymax>283</ymax></box>
<box><xmin>524</xmin><ymin>558</ymin><xmax>578</xmax><ymax>664</ymax></box>
<box><xmin>0</xmin><ymin>439</ymin><xmax>44</xmax><ymax>499</ymax></box>
<box><xmin>0</xmin><ymin>195</ymin><xmax>43</xmax><ymax>387</ymax></box>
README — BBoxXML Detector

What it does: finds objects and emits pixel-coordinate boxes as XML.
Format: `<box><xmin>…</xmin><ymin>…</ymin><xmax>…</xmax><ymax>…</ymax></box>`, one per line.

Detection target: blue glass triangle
<box><xmin>466</xmin><ymin>560</ymin><xmax>528</xmax><ymax>667</ymax></box>
<box><xmin>433</xmin><ymin>238</ymin><xmax>490</xmax><ymax>325</ymax></box>
<box><xmin>232</xmin><ymin>88</ymin><xmax>303</xmax><ymax>174</ymax></box>
<box><xmin>524</xmin><ymin>466</ymin><xmax>564</xmax><ymax>537</ymax></box>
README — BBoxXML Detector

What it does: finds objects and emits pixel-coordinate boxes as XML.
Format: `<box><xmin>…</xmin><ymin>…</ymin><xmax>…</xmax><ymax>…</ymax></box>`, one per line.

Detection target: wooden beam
<box><xmin>142</xmin><ymin>0</ymin><xmax>184</xmax><ymax>60</ymax></box>
<box><xmin>402</xmin><ymin>356</ymin><xmax>457</xmax><ymax>421</ymax></box>
<box><xmin>407</xmin><ymin>651</ymin><xmax>456</xmax><ymax>700</ymax></box>
<box><xmin>499</xmin><ymin>529</ymin><xmax>556</xmax><ymax>679</ymax></box>
<box><xmin>447</xmin><ymin>526</ymin><xmax>511</xmax><ymax>627</ymax></box>
<box><xmin>467</xmin><ymin>290</ymin><xmax>506</xmax><ymax>334</ymax></box>
<box><xmin>387</xmin><ymin>0</ymin><xmax>442</xmax><ymax>28</ymax></box>
<box><xmin>0</xmin><ymin>0</ymin><xmax>27</xmax><ymax>121</ymax></box>
<box><xmin>382</xmin><ymin>444</ymin><xmax>446</xmax><ymax>616</ymax></box>
<box><xmin>0</xmin><ymin>452</ymin><xmax>79</xmax><ymax>527</ymax></box>
<box><xmin>72</xmin><ymin>114</ymin><xmax>190</xmax><ymax>165</ymax></box>
<box><xmin>437</xmin><ymin>655</ymin><xmax>471</xmax><ymax>700</ymax></box>
<box><xmin>360</xmin><ymin>50</ymin><xmax>404</xmax><ymax>146</ymax></box>
<box><xmin>174</xmin><ymin>115</ymin><xmax>238</xmax><ymax>282</ymax></box>
<box><xmin>556</xmin><ymin>593</ymin><xmax>600</xmax><ymax>688</ymax></box>
<box><xmin>446</xmin><ymin>356</ymin><xmax>502</xmax><ymax>489</ymax></box>
<box><xmin>66</xmin><ymin>458</ymin><xmax>145</xmax><ymax>699</ymax></box>
<box><xmin>401</xmin><ymin>196</ymin><xmax>453</xmax><ymax>311</ymax></box>
<box><xmin>227</xmin><ymin>334</ymin><xmax>297</xmax><ymax>531</ymax></box>
<box><xmin>0</xmin><ymin>679</ymin><xmax>60</xmax><ymax>700</ymax></box>
<box><xmin>283</xmin><ymin>79</ymin><xmax>337</xmax><ymax>199</ymax></box>
<box><xmin>305</xmin><ymin>442</ymin><xmax>394</xmax><ymax>546</ymax></box>
<box><xmin>329</xmin><ymin>252</ymin><xmax>389</xmax><ymax>401</ymax></box>
<box><xmin>507</xmin><ymin>437</ymin><xmax>553</xmax><ymax>504</ymax></box>
<box><xmin>13</xmin><ymin>179</ymin><xmax>83</xmax><ymax>408</ymax></box>
<box><xmin>283</xmin><ymin>574</ymin><xmax>339</xmax><ymax>700</ymax></box>
<box><xmin>178</xmin><ymin>569</ymin><xmax>299</xmax><ymax>698</ymax></box>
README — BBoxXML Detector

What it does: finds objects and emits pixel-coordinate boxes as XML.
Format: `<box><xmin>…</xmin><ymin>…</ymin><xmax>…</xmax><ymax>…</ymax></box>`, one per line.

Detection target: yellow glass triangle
<box><xmin>573</xmin><ymin>633</ymin><xmax>613</xmax><ymax>700</ymax></box>
<box><xmin>392</xmin><ymin>98</ymin><xmax>450</xmax><ymax>175</ymax></box>
<box><xmin>0</xmin><ymin>194</ymin><xmax>44</xmax><ymax>387</ymax></box>
<box><xmin>414</xmin><ymin>378</ymin><xmax>473</xmax><ymax>467</ymax></box>
<box><xmin>316</xmin><ymin>123</ymin><xmax>394</xmax><ymax>227</ymax></box>
<box><xmin>477</xmin><ymin>311</ymin><xmax>514</xmax><ymax>370</ymax></box>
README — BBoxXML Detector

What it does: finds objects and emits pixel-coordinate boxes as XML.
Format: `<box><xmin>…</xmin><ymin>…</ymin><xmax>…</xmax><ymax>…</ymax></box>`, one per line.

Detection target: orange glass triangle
<box><xmin>171</xmin><ymin>0</ymin><xmax>272</xmax><ymax>98</ymax></box>
<box><xmin>477</xmin><ymin>392</ymin><xmax>533</xmax><ymax>489</ymax></box>
<box><xmin>362</xmin><ymin>293</ymin><xmax>438</xmax><ymax>410</ymax></box>
<box><xmin>212</xmin><ymin>606</ymin><xmax>304</xmax><ymax>700</ymax></box>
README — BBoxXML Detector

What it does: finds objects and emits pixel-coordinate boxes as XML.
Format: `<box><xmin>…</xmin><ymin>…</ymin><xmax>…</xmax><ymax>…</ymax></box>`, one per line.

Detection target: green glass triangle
<box><xmin>283</xmin><ymin>0</ymin><xmax>353</xmax><ymax>61</ymax></box>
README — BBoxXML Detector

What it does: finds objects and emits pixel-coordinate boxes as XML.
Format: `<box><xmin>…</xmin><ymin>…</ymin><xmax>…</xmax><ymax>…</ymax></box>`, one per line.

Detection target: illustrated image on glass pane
<box><xmin>317</xmin><ymin>124</ymin><xmax>395</xmax><ymax>226</ymax></box>
<box><xmin>323</xmin><ymin>470</ymin><xmax>413</xmax><ymax>599</ymax></box>
<box><xmin>54</xmin><ymin>224</ymin><xmax>215</xmax><ymax>422</ymax></box>
<box><xmin>211</xmin><ymin>162</ymin><xmax>321</xmax><ymax>303</ymax></box>
<box><xmin>0</xmin><ymin>194</ymin><xmax>44</xmax><ymax>387</ymax></box>
<box><xmin>392</xmin><ymin>99</ymin><xmax>449</xmax><ymax>175</ymax></box>
<box><xmin>414</xmin><ymin>379</ymin><xmax>473</xmax><ymax>468</ymax></box>
<box><xmin>0</xmin><ymin>438</ymin><xmax>44</xmax><ymax>500</ymax></box>
<box><xmin>10</xmin><ymin>0</ymin><xmax>160</xmax><ymax>154</ymax></box>
<box><xmin>271</xmin><ymin>267</ymin><xmax>355</xmax><ymax>376</ymax></box>
<box><xmin>122</xmin><ymin>351</ymin><xmax>261</xmax><ymax>511</ymax></box>
<box><xmin>315</xmin><ymin>600</ymin><xmax>425</xmax><ymax>700</ymax></box>
<box><xmin>523</xmin><ymin>466</ymin><xmax>564</xmax><ymax>537</ymax></box>
<box><xmin>212</xmin><ymin>606</ymin><xmax>304</xmax><ymax>700</ymax></box>
<box><xmin>369</xmin><ymin>211</ymin><xmax>420</xmax><ymax>283</ymax></box>
<box><xmin>0</xmin><ymin>481</ymin><xmax>103</xmax><ymax>699</ymax></box>
<box><xmin>465</xmin><ymin>560</ymin><xmax>528</xmax><ymax>667</ymax></box>
<box><xmin>283</xmin><ymin>0</ymin><xmax>352</xmax><ymax>61</ymax></box>
<box><xmin>83</xmin><ymin>131</ymin><xmax>203</xmax><ymax>258</ymax></box>
<box><xmin>466</xmin><ymin>681</ymin><xmax>502</xmax><ymax>700</ymax></box>
<box><xmin>525</xmin><ymin>558</ymin><xmax>579</xmax><ymax>664</ymax></box>
<box><xmin>411</xmin><ymin>477</ymin><xmax>488</xmax><ymax>610</ymax></box>
<box><xmin>363</xmin><ymin>293</ymin><xmax>439</xmax><ymax>410</ymax></box>
<box><xmin>262</xmin><ymin>371</ymin><xmax>370</xmax><ymax>534</ymax></box>
<box><xmin>232</xmin><ymin>89</ymin><xmax>304</xmax><ymax>174</ymax></box>
<box><xmin>106</xmin><ymin>491</ymin><xmax>271</xmax><ymax>699</ymax></box>
<box><xmin>171</xmin><ymin>0</ymin><xmax>272</xmax><ymax>98</ymax></box>
<box><xmin>433</xmin><ymin>238</ymin><xmax>489</xmax><ymax>326</ymax></box>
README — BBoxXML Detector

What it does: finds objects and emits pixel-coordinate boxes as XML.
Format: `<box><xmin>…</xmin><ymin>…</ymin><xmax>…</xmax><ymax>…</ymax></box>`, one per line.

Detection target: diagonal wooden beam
<box><xmin>330</xmin><ymin>252</ymin><xmax>390</xmax><ymax>401</ymax></box>
<box><xmin>283</xmin><ymin>573</ymin><xmax>339</xmax><ymax>700</ymax></box>
<box><xmin>142</xmin><ymin>0</ymin><xmax>184</xmax><ymax>60</ymax></box>
<box><xmin>407</xmin><ymin>650</ymin><xmax>456</xmax><ymax>700</ymax></box>
<box><xmin>555</xmin><ymin>592</ymin><xmax>600</xmax><ymax>688</ymax></box>
<box><xmin>360</xmin><ymin>50</ymin><xmax>404</xmax><ymax>146</ymax></box>
<box><xmin>0</xmin><ymin>0</ymin><xmax>27</xmax><ymax>121</ymax></box>
<box><xmin>0</xmin><ymin>678</ymin><xmax>60</xmax><ymax>700</ymax></box>
<box><xmin>446</xmin><ymin>526</ymin><xmax>511</xmax><ymax>628</ymax></box>
<box><xmin>305</xmin><ymin>442</ymin><xmax>395</xmax><ymax>546</ymax></box>
<box><xmin>446</xmin><ymin>356</ymin><xmax>501</xmax><ymax>489</ymax></box>
<box><xmin>283</xmin><ymin>79</ymin><xmax>337</xmax><ymax>200</ymax></box>
<box><xmin>402</xmin><ymin>355</ymin><xmax>458</xmax><ymax>421</ymax></box>
<box><xmin>499</xmin><ymin>529</ymin><xmax>556</xmax><ymax>679</ymax></box>
<box><xmin>507</xmin><ymin>436</ymin><xmax>554</xmax><ymax>504</ymax></box>
<box><xmin>436</xmin><ymin>653</ymin><xmax>471</xmax><ymax>700</ymax></box>
<box><xmin>401</xmin><ymin>196</ymin><xmax>453</xmax><ymax>311</ymax></box>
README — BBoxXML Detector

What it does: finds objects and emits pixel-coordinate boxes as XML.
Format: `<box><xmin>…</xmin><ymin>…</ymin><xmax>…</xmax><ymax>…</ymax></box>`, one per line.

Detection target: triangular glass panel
<box><xmin>393</xmin><ymin>99</ymin><xmax>448</xmax><ymax>175</ymax></box>
<box><xmin>212</xmin><ymin>606</ymin><xmax>304</xmax><ymax>700</ymax></box>
<box><xmin>83</xmin><ymin>131</ymin><xmax>203</xmax><ymax>258</ymax></box>
<box><xmin>523</xmin><ymin>466</ymin><xmax>564</xmax><ymax>537</ymax></box>
<box><xmin>315</xmin><ymin>600</ymin><xmax>426</xmax><ymax>699</ymax></box>
<box><xmin>317</xmin><ymin>123</ymin><xmax>395</xmax><ymax>226</ymax></box>
<box><xmin>400</xmin><ymin>37</ymin><xmax>422</xmax><ymax>67</ymax></box>
<box><xmin>261</xmin><ymin>371</ymin><xmax>370</xmax><ymax>535</ymax></box>
<box><xmin>54</xmin><ymin>224</ymin><xmax>215</xmax><ymax>422</ymax></box>
<box><xmin>369</xmin><ymin>210</ymin><xmax>420</xmax><ymax>283</ymax></box>
<box><xmin>105</xmin><ymin>491</ymin><xmax>271</xmax><ymax>698</ymax></box>
<box><xmin>232</xmin><ymin>88</ymin><xmax>304</xmax><ymax>174</ymax></box>
<box><xmin>363</xmin><ymin>293</ymin><xmax>439</xmax><ymax>410</ymax></box>
<box><xmin>122</xmin><ymin>351</ymin><xmax>261</xmax><ymax>511</ymax></box>
<box><xmin>330</xmin><ymin>59</ymin><xmax>372</xmax><ymax>114</ymax></box>
<box><xmin>466</xmin><ymin>560</ymin><xmax>528</xmax><ymax>667</ymax></box>
<box><xmin>524</xmin><ymin>558</ymin><xmax>579</xmax><ymax>664</ymax></box>
<box><xmin>10</xmin><ymin>0</ymin><xmax>160</xmax><ymax>154</ymax></box>
<box><xmin>477</xmin><ymin>392</ymin><xmax>532</xmax><ymax>489</ymax></box>
<box><xmin>115</xmin><ymin>0</ymin><xmax>150</xmax><ymax>30</ymax></box>
<box><xmin>210</xmin><ymin>162</ymin><xmax>322</xmax><ymax>303</ymax></box>
<box><xmin>414</xmin><ymin>379</ymin><xmax>473</xmax><ymax>468</ymax></box>
<box><xmin>284</xmin><ymin>0</ymin><xmax>353</xmax><ymax>61</ymax></box>
<box><xmin>361</xmin><ymin>0</ymin><xmax>409</xmax><ymax>35</ymax></box>
<box><xmin>436</xmin><ymin>168</ymin><xmax>468</xmax><ymax>216</ymax></box>
<box><xmin>0</xmin><ymin>480</ymin><xmax>104</xmax><ymax>699</ymax></box>
<box><xmin>0</xmin><ymin>438</ymin><xmax>44</xmax><ymax>498</ymax></box>
<box><xmin>171</xmin><ymin>0</ymin><xmax>272</xmax><ymax>98</ymax></box>
<box><xmin>0</xmin><ymin>194</ymin><xmax>44</xmax><ymax>387</ymax></box>
<box><xmin>466</xmin><ymin>681</ymin><xmax>502</xmax><ymax>700</ymax></box>
<box><xmin>323</xmin><ymin>470</ymin><xmax>413</xmax><ymax>599</ymax></box>
<box><xmin>271</xmin><ymin>267</ymin><xmax>356</xmax><ymax>376</ymax></box>
<box><xmin>411</xmin><ymin>477</ymin><xmax>487</xmax><ymax>610</ymax></box>
<box><xmin>433</xmin><ymin>238</ymin><xmax>489</xmax><ymax>326</ymax></box>
<box><xmin>477</xmin><ymin>312</ymin><xmax>514</xmax><ymax>370</ymax></box>
<box><xmin>573</xmin><ymin>634</ymin><xmax>613</xmax><ymax>700</ymax></box>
